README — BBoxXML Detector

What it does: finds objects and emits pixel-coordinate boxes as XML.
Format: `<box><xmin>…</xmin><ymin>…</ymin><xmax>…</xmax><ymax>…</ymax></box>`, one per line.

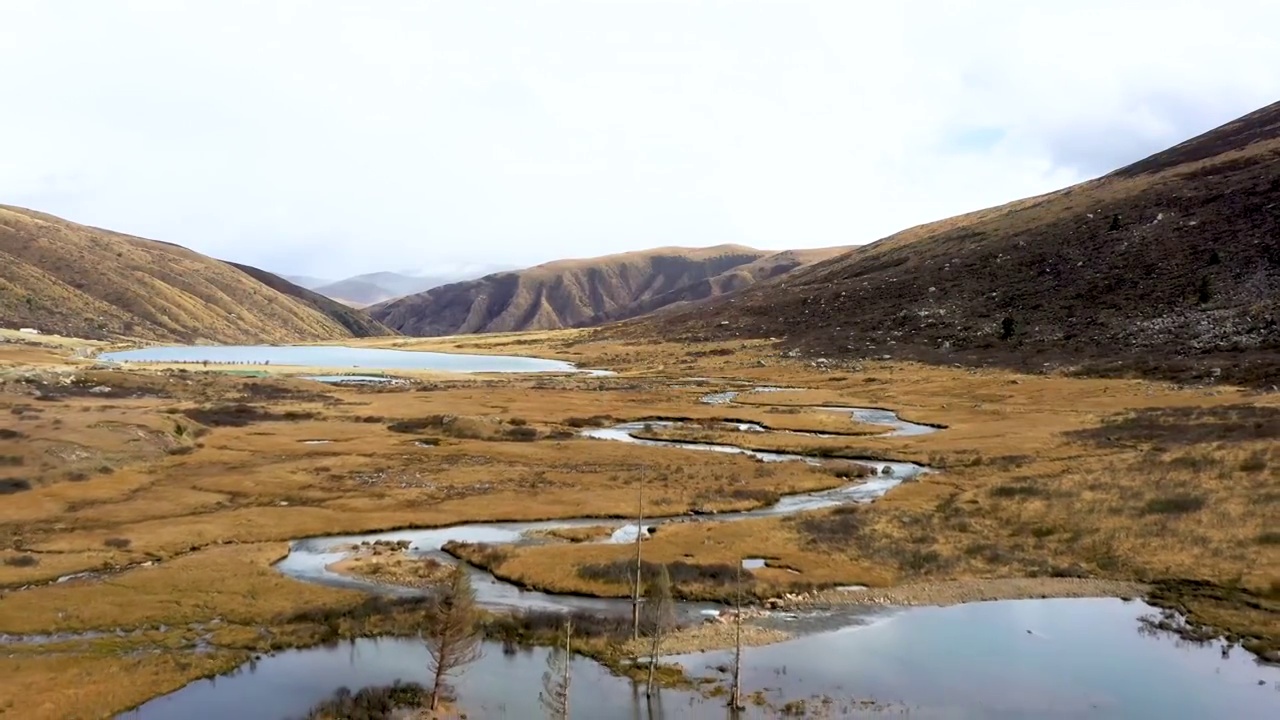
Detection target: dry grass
<box><xmin>0</xmin><ymin>205</ymin><xmax>389</xmax><ymax>343</ymax></box>
<box><xmin>527</xmin><ymin>525</ymin><xmax>616</xmax><ymax>543</ymax></box>
<box><xmin>0</xmin><ymin>650</ymin><xmax>247</xmax><ymax>720</ymax></box>
<box><xmin>328</xmin><ymin>544</ymin><xmax>452</xmax><ymax>588</ymax></box>
<box><xmin>2</xmin><ymin>335</ymin><xmax>1278</xmax><ymax>716</ymax></box>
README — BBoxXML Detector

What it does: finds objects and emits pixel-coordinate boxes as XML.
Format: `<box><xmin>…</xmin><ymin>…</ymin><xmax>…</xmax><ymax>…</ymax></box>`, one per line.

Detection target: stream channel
<box><xmin>122</xmin><ymin>388</ymin><xmax>1280</xmax><ymax>718</ymax></box>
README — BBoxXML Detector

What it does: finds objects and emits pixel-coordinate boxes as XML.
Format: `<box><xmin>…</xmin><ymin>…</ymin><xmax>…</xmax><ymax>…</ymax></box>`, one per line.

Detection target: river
<box><xmin>118</xmin><ymin>386</ymin><xmax>1280</xmax><ymax>718</ymax></box>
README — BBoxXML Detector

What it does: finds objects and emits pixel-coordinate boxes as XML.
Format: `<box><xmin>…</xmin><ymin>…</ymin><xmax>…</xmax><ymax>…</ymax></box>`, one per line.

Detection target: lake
<box><xmin>98</xmin><ymin>345</ymin><xmax>589</xmax><ymax>374</ymax></box>
<box><xmin>118</xmin><ymin>598</ymin><xmax>1280</xmax><ymax>719</ymax></box>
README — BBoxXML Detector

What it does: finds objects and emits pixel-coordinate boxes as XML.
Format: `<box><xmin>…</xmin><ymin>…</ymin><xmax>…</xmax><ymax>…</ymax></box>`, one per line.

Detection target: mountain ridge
<box><xmin>369</xmin><ymin>245</ymin><xmax>847</xmax><ymax>336</ymax></box>
<box><xmin>633</xmin><ymin>100</ymin><xmax>1280</xmax><ymax>386</ymax></box>
<box><xmin>0</xmin><ymin>205</ymin><xmax>393</xmax><ymax>344</ymax></box>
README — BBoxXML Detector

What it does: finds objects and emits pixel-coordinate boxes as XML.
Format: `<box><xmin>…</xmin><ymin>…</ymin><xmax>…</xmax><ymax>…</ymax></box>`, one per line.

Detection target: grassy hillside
<box><xmin>579</xmin><ymin>247</ymin><xmax>848</xmax><ymax>326</ymax></box>
<box><xmin>371</xmin><ymin>244</ymin><xmax>786</xmax><ymax>336</ymax></box>
<box><xmin>0</xmin><ymin>205</ymin><xmax>393</xmax><ymax>343</ymax></box>
<box><xmin>640</xmin><ymin>100</ymin><xmax>1280</xmax><ymax>386</ymax></box>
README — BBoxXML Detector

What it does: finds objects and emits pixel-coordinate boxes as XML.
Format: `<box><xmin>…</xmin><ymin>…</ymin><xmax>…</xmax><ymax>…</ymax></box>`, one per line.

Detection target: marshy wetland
<box><xmin>1</xmin><ymin>331</ymin><xmax>1278</xmax><ymax>718</ymax></box>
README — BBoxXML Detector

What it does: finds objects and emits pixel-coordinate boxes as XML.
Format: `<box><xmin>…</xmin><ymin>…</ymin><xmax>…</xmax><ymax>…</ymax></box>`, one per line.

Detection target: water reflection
<box><xmin>121</xmin><ymin>599</ymin><xmax>1280</xmax><ymax>720</ymax></box>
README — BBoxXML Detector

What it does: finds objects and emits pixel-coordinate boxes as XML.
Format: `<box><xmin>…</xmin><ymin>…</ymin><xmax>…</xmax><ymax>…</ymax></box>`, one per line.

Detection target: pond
<box><xmin>98</xmin><ymin>345</ymin><xmax>595</xmax><ymax>374</ymax></box>
<box><xmin>119</xmin><ymin>598</ymin><xmax>1280</xmax><ymax>719</ymax></box>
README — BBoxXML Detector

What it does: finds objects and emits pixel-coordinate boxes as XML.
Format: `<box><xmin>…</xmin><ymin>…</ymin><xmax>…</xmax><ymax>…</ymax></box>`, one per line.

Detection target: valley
<box><xmin>2</xmin><ymin>93</ymin><xmax>1278</xmax><ymax>720</ymax></box>
<box><xmin>1</xmin><ymin>331</ymin><xmax>1276</xmax><ymax>718</ymax></box>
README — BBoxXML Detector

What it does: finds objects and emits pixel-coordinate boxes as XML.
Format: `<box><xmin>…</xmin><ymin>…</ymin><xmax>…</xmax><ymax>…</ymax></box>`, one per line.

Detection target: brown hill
<box><xmin>639</xmin><ymin>100</ymin><xmax>1280</xmax><ymax>386</ymax></box>
<box><xmin>0</xmin><ymin>205</ymin><xmax>393</xmax><ymax>343</ymax></box>
<box><xmin>371</xmin><ymin>245</ymin><xmax>841</xmax><ymax>336</ymax></box>
<box><xmin>578</xmin><ymin>247</ymin><xmax>849</xmax><ymax>327</ymax></box>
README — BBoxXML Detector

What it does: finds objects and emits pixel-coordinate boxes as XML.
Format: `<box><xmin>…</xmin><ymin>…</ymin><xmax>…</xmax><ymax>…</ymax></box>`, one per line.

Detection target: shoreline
<box><xmin>797</xmin><ymin>577</ymin><xmax>1149</xmax><ymax>608</ymax></box>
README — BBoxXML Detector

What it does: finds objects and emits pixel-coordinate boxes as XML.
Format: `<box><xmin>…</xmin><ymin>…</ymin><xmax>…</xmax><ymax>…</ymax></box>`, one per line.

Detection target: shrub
<box><xmin>727</xmin><ymin>487</ymin><xmax>780</xmax><ymax>504</ymax></box>
<box><xmin>0</xmin><ymin>478</ymin><xmax>33</xmax><ymax>494</ymax></box>
<box><xmin>0</xmin><ymin>429</ymin><xmax>24</xmax><ymax>440</ymax></box>
<box><xmin>564</xmin><ymin>415</ymin><xmax>614</xmax><ymax>428</ymax></box>
<box><xmin>577</xmin><ymin>559</ymin><xmax>748</xmax><ymax>590</ymax></box>
<box><xmin>1239</xmin><ymin>450</ymin><xmax>1269</xmax><ymax>473</ymax></box>
<box><xmin>387</xmin><ymin>415</ymin><xmax>488</xmax><ymax>439</ymax></box>
<box><xmin>0</xmin><ymin>455</ymin><xmax>24</xmax><ymax>467</ymax></box>
<box><xmin>3</xmin><ymin>554</ymin><xmax>38</xmax><ymax>568</ymax></box>
<box><xmin>901</xmin><ymin>548</ymin><xmax>945</xmax><ymax>573</ymax></box>
<box><xmin>489</xmin><ymin>608</ymin><xmax>631</xmax><ymax>643</ymax></box>
<box><xmin>1000</xmin><ymin>316</ymin><xmax>1017</xmax><ymax>341</ymax></box>
<box><xmin>989</xmin><ymin>482</ymin><xmax>1046</xmax><ymax>498</ymax></box>
<box><xmin>508</xmin><ymin>417</ymin><xmax>528</xmax><ymax>426</ymax></box>
<box><xmin>65</xmin><ymin>471</ymin><xmax>90</xmax><ymax>482</ymax></box>
<box><xmin>442</xmin><ymin>541</ymin><xmax>510</xmax><ymax>569</ymax></box>
<box><xmin>793</xmin><ymin>505</ymin><xmax>864</xmax><ymax>547</ymax></box>
<box><xmin>1256</xmin><ymin>531</ymin><xmax>1280</xmax><ymax>545</ymax></box>
<box><xmin>1197</xmin><ymin>275</ymin><xmax>1213</xmax><ymax>304</ymax></box>
<box><xmin>1142</xmin><ymin>493</ymin><xmax>1206</xmax><ymax>515</ymax></box>
<box><xmin>104</xmin><ymin>537</ymin><xmax>132</xmax><ymax>549</ymax></box>
<box><xmin>304</xmin><ymin>680</ymin><xmax>428</xmax><ymax>720</ymax></box>
<box><xmin>503</xmin><ymin>426</ymin><xmax>538</xmax><ymax>442</ymax></box>
<box><xmin>182</xmin><ymin>404</ymin><xmax>317</xmax><ymax>427</ymax></box>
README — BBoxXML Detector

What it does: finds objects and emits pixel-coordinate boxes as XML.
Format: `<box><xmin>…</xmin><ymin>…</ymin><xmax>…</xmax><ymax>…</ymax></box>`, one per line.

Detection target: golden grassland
<box><xmin>1</xmin><ymin>204</ymin><xmax>389</xmax><ymax>344</ymax></box>
<box><xmin>1</xmin><ymin>331</ymin><xmax>1278</xmax><ymax>717</ymax></box>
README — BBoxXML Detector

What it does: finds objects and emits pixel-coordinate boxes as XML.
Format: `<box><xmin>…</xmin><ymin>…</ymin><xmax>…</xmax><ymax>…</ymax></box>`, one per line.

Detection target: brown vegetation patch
<box><xmin>181</xmin><ymin>403</ymin><xmax>319</xmax><ymax>427</ymax></box>
<box><xmin>528</xmin><ymin>526</ymin><xmax>616</xmax><ymax>543</ymax></box>
<box><xmin>577</xmin><ymin>558</ymin><xmax>752</xmax><ymax>593</ymax></box>
<box><xmin>327</xmin><ymin>543</ymin><xmax>452</xmax><ymax>589</ymax></box>
<box><xmin>0</xmin><ymin>478</ymin><xmax>33</xmax><ymax>494</ymax></box>
<box><xmin>1067</xmin><ymin>404</ymin><xmax>1280</xmax><ymax>447</ymax></box>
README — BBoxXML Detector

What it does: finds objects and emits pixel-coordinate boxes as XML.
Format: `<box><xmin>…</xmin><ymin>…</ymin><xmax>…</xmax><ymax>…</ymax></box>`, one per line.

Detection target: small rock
<box><xmin>88</xmin><ymin>385</ymin><xmax>112</xmax><ymax>394</ymax></box>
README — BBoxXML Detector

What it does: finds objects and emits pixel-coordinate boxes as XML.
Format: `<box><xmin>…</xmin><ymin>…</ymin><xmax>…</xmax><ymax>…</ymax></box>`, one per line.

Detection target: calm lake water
<box><xmin>98</xmin><ymin>345</ymin><xmax>586</xmax><ymax>374</ymax></box>
<box><xmin>120</xmin><ymin>599</ymin><xmax>1280</xmax><ymax>720</ymax></box>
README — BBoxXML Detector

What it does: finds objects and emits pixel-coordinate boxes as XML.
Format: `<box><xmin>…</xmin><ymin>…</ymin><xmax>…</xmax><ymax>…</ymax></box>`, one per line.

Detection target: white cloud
<box><xmin>1</xmin><ymin>0</ymin><xmax>1277</xmax><ymax>277</ymax></box>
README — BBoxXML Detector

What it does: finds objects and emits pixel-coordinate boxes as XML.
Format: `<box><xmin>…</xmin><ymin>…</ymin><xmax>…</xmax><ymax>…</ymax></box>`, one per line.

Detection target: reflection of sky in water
<box><xmin>125</xmin><ymin>599</ymin><xmax>1280</xmax><ymax>720</ymax></box>
<box><xmin>674</xmin><ymin>598</ymin><xmax>1279</xmax><ymax>719</ymax></box>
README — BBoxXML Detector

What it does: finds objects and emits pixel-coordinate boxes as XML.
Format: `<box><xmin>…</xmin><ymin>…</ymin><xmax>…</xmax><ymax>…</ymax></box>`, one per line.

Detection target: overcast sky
<box><xmin>2</xmin><ymin>1</ymin><xmax>1278</xmax><ymax>279</ymax></box>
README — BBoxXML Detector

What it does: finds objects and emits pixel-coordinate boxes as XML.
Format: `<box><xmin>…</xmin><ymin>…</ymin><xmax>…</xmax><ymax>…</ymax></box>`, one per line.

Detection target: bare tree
<box><xmin>539</xmin><ymin>618</ymin><xmax>573</xmax><ymax>719</ymax></box>
<box><xmin>425</xmin><ymin>563</ymin><xmax>483</xmax><ymax>712</ymax></box>
<box><xmin>632</xmin><ymin>487</ymin><xmax>645</xmax><ymax>642</ymax></box>
<box><xmin>729</xmin><ymin>559</ymin><xmax>746</xmax><ymax>711</ymax></box>
<box><xmin>642</xmin><ymin>564</ymin><xmax>676</xmax><ymax>698</ymax></box>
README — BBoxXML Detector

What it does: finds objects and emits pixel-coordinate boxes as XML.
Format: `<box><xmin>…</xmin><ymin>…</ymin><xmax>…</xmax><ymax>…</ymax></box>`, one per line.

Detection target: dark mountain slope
<box><xmin>639</xmin><ymin>100</ymin><xmax>1280</xmax><ymax>386</ymax></box>
<box><xmin>226</xmin><ymin>262</ymin><xmax>393</xmax><ymax>338</ymax></box>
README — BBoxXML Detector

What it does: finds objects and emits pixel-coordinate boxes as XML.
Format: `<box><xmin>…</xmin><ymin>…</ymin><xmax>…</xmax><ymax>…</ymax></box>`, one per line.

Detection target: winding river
<box><xmin>120</xmin><ymin>386</ymin><xmax>1280</xmax><ymax>718</ymax></box>
<box><xmin>275</xmin><ymin>390</ymin><xmax>934</xmax><ymax>613</ymax></box>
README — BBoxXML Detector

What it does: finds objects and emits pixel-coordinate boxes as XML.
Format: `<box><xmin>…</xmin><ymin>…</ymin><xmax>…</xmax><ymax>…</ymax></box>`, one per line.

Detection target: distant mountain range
<box><xmin>284</xmin><ymin>266</ymin><xmax>518</xmax><ymax>307</ymax></box>
<box><xmin>368</xmin><ymin>245</ymin><xmax>848</xmax><ymax>336</ymax></box>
